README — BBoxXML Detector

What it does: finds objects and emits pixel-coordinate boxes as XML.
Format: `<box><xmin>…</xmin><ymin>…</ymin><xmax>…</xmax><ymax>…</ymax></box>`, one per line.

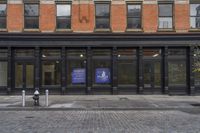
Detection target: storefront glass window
<box><xmin>0</xmin><ymin>62</ymin><xmax>7</xmax><ymax>86</ymax></box>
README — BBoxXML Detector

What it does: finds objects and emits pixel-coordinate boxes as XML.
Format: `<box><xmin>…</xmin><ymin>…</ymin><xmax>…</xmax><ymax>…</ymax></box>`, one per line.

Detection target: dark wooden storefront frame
<box><xmin>0</xmin><ymin>33</ymin><xmax>199</xmax><ymax>95</ymax></box>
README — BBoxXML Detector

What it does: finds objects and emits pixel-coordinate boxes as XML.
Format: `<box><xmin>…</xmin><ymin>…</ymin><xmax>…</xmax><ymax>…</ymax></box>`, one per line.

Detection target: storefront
<box><xmin>0</xmin><ymin>33</ymin><xmax>199</xmax><ymax>95</ymax></box>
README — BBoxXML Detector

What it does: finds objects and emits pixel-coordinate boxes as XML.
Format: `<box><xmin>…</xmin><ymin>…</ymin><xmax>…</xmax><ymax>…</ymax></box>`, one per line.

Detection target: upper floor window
<box><xmin>95</xmin><ymin>3</ymin><xmax>110</xmax><ymax>29</ymax></box>
<box><xmin>0</xmin><ymin>4</ymin><xmax>6</xmax><ymax>29</ymax></box>
<box><xmin>56</xmin><ymin>4</ymin><xmax>71</xmax><ymax>29</ymax></box>
<box><xmin>190</xmin><ymin>4</ymin><xmax>200</xmax><ymax>29</ymax></box>
<box><xmin>127</xmin><ymin>4</ymin><xmax>141</xmax><ymax>29</ymax></box>
<box><xmin>158</xmin><ymin>4</ymin><xmax>173</xmax><ymax>29</ymax></box>
<box><xmin>24</xmin><ymin>4</ymin><xmax>39</xmax><ymax>29</ymax></box>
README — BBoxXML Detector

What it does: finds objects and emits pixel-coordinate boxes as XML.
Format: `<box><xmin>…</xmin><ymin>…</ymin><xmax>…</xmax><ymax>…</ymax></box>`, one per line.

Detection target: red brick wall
<box><xmin>7</xmin><ymin>4</ymin><xmax>23</xmax><ymax>32</ymax></box>
<box><xmin>40</xmin><ymin>4</ymin><xmax>56</xmax><ymax>32</ymax></box>
<box><xmin>142</xmin><ymin>4</ymin><xmax>158</xmax><ymax>32</ymax></box>
<box><xmin>72</xmin><ymin>4</ymin><xmax>94</xmax><ymax>32</ymax></box>
<box><xmin>175</xmin><ymin>4</ymin><xmax>190</xmax><ymax>32</ymax></box>
<box><xmin>111</xmin><ymin>4</ymin><xmax>126</xmax><ymax>32</ymax></box>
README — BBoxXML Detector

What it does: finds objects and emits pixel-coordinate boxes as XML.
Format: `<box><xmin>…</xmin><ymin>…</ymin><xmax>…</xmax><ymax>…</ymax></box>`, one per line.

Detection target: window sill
<box><xmin>157</xmin><ymin>29</ymin><xmax>175</xmax><ymax>32</ymax></box>
<box><xmin>189</xmin><ymin>29</ymin><xmax>200</xmax><ymax>32</ymax></box>
<box><xmin>56</xmin><ymin>29</ymin><xmax>73</xmax><ymax>32</ymax></box>
<box><xmin>94</xmin><ymin>29</ymin><xmax>111</xmax><ymax>32</ymax></box>
<box><xmin>24</xmin><ymin>29</ymin><xmax>40</xmax><ymax>32</ymax></box>
<box><xmin>126</xmin><ymin>29</ymin><xmax>143</xmax><ymax>32</ymax></box>
<box><xmin>0</xmin><ymin>29</ymin><xmax>7</xmax><ymax>32</ymax></box>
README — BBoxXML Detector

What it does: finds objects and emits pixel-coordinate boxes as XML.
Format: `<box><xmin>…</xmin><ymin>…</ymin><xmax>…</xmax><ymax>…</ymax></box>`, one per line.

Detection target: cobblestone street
<box><xmin>0</xmin><ymin>110</ymin><xmax>200</xmax><ymax>133</ymax></box>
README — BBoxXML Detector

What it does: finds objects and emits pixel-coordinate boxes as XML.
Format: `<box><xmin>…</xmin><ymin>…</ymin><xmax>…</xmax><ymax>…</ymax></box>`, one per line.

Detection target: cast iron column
<box><xmin>86</xmin><ymin>47</ymin><xmax>92</xmax><ymax>94</ymax></box>
<box><xmin>7</xmin><ymin>47</ymin><xmax>12</xmax><ymax>94</ymax></box>
<box><xmin>189</xmin><ymin>46</ymin><xmax>195</xmax><ymax>95</ymax></box>
<box><xmin>164</xmin><ymin>47</ymin><xmax>169</xmax><ymax>94</ymax></box>
<box><xmin>35</xmin><ymin>47</ymin><xmax>40</xmax><ymax>92</ymax></box>
<box><xmin>138</xmin><ymin>47</ymin><xmax>143</xmax><ymax>94</ymax></box>
<box><xmin>112</xmin><ymin>47</ymin><xmax>118</xmax><ymax>94</ymax></box>
<box><xmin>61</xmin><ymin>47</ymin><xmax>66</xmax><ymax>94</ymax></box>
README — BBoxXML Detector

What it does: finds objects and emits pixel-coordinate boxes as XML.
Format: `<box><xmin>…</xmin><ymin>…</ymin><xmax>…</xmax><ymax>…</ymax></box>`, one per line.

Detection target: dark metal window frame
<box><xmin>158</xmin><ymin>3</ymin><xmax>174</xmax><ymax>30</ymax></box>
<box><xmin>126</xmin><ymin>3</ymin><xmax>142</xmax><ymax>30</ymax></box>
<box><xmin>56</xmin><ymin>2</ymin><xmax>72</xmax><ymax>30</ymax></box>
<box><xmin>95</xmin><ymin>2</ymin><xmax>111</xmax><ymax>30</ymax></box>
<box><xmin>0</xmin><ymin>2</ymin><xmax>7</xmax><ymax>29</ymax></box>
<box><xmin>24</xmin><ymin>3</ymin><xmax>39</xmax><ymax>29</ymax></box>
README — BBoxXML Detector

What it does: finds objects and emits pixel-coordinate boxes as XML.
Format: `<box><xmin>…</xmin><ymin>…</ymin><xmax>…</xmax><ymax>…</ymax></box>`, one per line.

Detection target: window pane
<box><xmin>0</xmin><ymin>49</ymin><xmax>8</xmax><ymax>57</ymax></box>
<box><xmin>0</xmin><ymin>62</ymin><xmax>7</xmax><ymax>86</ymax></box>
<box><xmin>0</xmin><ymin>17</ymin><xmax>6</xmax><ymax>28</ymax></box>
<box><xmin>128</xmin><ymin>5</ymin><xmax>141</xmax><ymax>17</ymax></box>
<box><xmin>24</xmin><ymin>17</ymin><xmax>39</xmax><ymax>29</ymax></box>
<box><xmin>96</xmin><ymin>4</ymin><xmax>109</xmax><ymax>17</ymax></box>
<box><xmin>57</xmin><ymin>4</ymin><xmax>71</xmax><ymax>16</ymax></box>
<box><xmin>190</xmin><ymin>4</ymin><xmax>200</xmax><ymax>16</ymax></box>
<box><xmin>143</xmin><ymin>49</ymin><xmax>161</xmax><ymax>58</ymax></box>
<box><xmin>42</xmin><ymin>49</ymin><xmax>61</xmax><ymax>58</ymax></box>
<box><xmin>96</xmin><ymin>18</ymin><xmax>109</xmax><ymax>29</ymax></box>
<box><xmin>25</xmin><ymin>4</ymin><xmax>39</xmax><ymax>16</ymax></box>
<box><xmin>127</xmin><ymin>18</ymin><xmax>141</xmax><ymax>29</ymax></box>
<box><xmin>159</xmin><ymin>4</ymin><xmax>172</xmax><ymax>17</ymax></box>
<box><xmin>168</xmin><ymin>61</ymin><xmax>186</xmax><ymax>86</ymax></box>
<box><xmin>42</xmin><ymin>61</ymin><xmax>61</xmax><ymax>86</ymax></box>
<box><xmin>67</xmin><ymin>49</ymin><xmax>86</xmax><ymax>58</ymax></box>
<box><xmin>26</xmin><ymin>64</ymin><xmax>34</xmax><ymax>88</ymax></box>
<box><xmin>154</xmin><ymin>62</ymin><xmax>161</xmax><ymax>87</ymax></box>
<box><xmin>117</xmin><ymin>49</ymin><xmax>136</xmax><ymax>58</ymax></box>
<box><xmin>0</xmin><ymin>4</ymin><xmax>6</xmax><ymax>16</ymax></box>
<box><xmin>67</xmin><ymin>60</ymin><xmax>86</xmax><ymax>85</ymax></box>
<box><xmin>159</xmin><ymin>17</ymin><xmax>173</xmax><ymax>29</ymax></box>
<box><xmin>93</xmin><ymin>49</ymin><xmax>111</xmax><ymax>57</ymax></box>
<box><xmin>56</xmin><ymin>17</ymin><xmax>71</xmax><ymax>29</ymax></box>
<box><xmin>15</xmin><ymin>49</ymin><xmax>34</xmax><ymax>57</ymax></box>
<box><xmin>195</xmin><ymin>71</ymin><xmax>200</xmax><ymax>85</ymax></box>
<box><xmin>118</xmin><ymin>60</ymin><xmax>136</xmax><ymax>85</ymax></box>
<box><xmin>168</xmin><ymin>49</ymin><xmax>186</xmax><ymax>56</ymax></box>
<box><xmin>190</xmin><ymin>17</ymin><xmax>200</xmax><ymax>28</ymax></box>
<box><xmin>15</xmin><ymin>63</ymin><xmax>23</xmax><ymax>88</ymax></box>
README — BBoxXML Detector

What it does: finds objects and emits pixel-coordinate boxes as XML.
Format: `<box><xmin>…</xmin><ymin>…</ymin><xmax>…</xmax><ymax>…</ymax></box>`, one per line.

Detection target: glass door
<box><xmin>15</xmin><ymin>62</ymin><xmax>34</xmax><ymax>91</ymax></box>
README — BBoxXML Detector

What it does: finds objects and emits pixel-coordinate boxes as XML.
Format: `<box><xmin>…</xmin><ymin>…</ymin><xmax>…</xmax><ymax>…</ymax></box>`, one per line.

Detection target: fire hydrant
<box><xmin>33</xmin><ymin>90</ymin><xmax>40</xmax><ymax>106</ymax></box>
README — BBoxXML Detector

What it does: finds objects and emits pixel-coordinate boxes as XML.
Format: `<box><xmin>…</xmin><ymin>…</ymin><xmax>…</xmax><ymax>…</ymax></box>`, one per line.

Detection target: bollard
<box><xmin>22</xmin><ymin>90</ymin><xmax>25</xmax><ymax>107</ymax></box>
<box><xmin>45</xmin><ymin>90</ymin><xmax>49</xmax><ymax>107</ymax></box>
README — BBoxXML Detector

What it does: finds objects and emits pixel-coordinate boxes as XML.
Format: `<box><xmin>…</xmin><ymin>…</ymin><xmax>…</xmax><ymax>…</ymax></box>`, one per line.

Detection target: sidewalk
<box><xmin>0</xmin><ymin>95</ymin><xmax>200</xmax><ymax>110</ymax></box>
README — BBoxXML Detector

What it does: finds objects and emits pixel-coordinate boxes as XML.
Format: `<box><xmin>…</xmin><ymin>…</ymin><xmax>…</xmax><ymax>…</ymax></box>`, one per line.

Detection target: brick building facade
<box><xmin>0</xmin><ymin>0</ymin><xmax>200</xmax><ymax>95</ymax></box>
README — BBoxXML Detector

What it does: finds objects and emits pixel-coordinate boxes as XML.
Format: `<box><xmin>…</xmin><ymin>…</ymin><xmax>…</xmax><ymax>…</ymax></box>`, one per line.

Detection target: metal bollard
<box><xmin>45</xmin><ymin>90</ymin><xmax>49</xmax><ymax>107</ymax></box>
<box><xmin>22</xmin><ymin>90</ymin><xmax>25</xmax><ymax>107</ymax></box>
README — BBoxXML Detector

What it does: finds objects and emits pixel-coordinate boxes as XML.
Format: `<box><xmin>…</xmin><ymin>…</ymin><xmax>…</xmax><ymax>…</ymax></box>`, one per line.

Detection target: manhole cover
<box><xmin>119</xmin><ymin>97</ymin><xmax>129</xmax><ymax>101</ymax></box>
<box><xmin>25</xmin><ymin>116</ymin><xmax>34</xmax><ymax>119</ymax></box>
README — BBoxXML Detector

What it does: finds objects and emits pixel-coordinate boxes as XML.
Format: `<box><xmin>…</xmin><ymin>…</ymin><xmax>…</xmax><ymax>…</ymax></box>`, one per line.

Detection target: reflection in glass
<box><xmin>95</xmin><ymin>4</ymin><xmax>110</xmax><ymax>29</ymax></box>
<box><xmin>0</xmin><ymin>4</ymin><xmax>6</xmax><ymax>29</ymax></box>
<box><xmin>67</xmin><ymin>49</ymin><xmax>86</xmax><ymax>58</ymax></box>
<box><xmin>0</xmin><ymin>49</ymin><xmax>8</xmax><ymax>57</ymax></box>
<box><xmin>117</xmin><ymin>49</ymin><xmax>136</xmax><ymax>58</ymax></box>
<box><xmin>190</xmin><ymin>4</ymin><xmax>200</xmax><ymax>28</ymax></box>
<box><xmin>93</xmin><ymin>49</ymin><xmax>111</xmax><ymax>57</ymax></box>
<box><xmin>15</xmin><ymin>49</ymin><xmax>34</xmax><ymax>57</ymax></box>
<box><xmin>42</xmin><ymin>61</ymin><xmax>61</xmax><ymax>86</ymax></box>
<box><xmin>158</xmin><ymin>4</ymin><xmax>173</xmax><ymax>29</ymax></box>
<box><xmin>127</xmin><ymin>4</ymin><xmax>141</xmax><ymax>29</ymax></box>
<box><xmin>0</xmin><ymin>62</ymin><xmax>7</xmax><ymax>86</ymax></box>
<box><xmin>15</xmin><ymin>63</ymin><xmax>23</xmax><ymax>88</ymax></box>
<box><xmin>24</xmin><ymin>4</ymin><xmax>39</xmax><ymax>29</ymax></box>
<box><xmin>118</xmin><ymin>60</ymin><xmax>136</xmax><ymax>85</ymax></box>
<box><xmin>143</xmin><ymin>49</ymin><xmax>161</xmax><ymax>57</ymax></box>
<box><xmin>42</xmin><ymin>49</ymin><xmax>61</xmax><ymax>58</ymax></box>
<box><xmin>56</xmin><ymin>4</ymin><xmax>71</xmax><ymax>29</ymax></box>
<box><xmin>168</xmin><ymin>61</ymin><xmax>186</xmax><ymax>86</ymax></box>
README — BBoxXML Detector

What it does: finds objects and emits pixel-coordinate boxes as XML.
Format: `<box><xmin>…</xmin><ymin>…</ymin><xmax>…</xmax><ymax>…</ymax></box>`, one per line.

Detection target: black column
<box><xmin>61</xmin><ymin>47</ymin><xmax>66</xmax><ymax>94</ymax></box>
<box><xmin>86</xmin><ymin>47</ymin><xmax>92</xmax><ymax>94</ymax></box>
<box><xmin>35</xmin><ymin>47</ymin><xmax>40</xmax><ymax>92</ymax></box>
<box><xmin>138</xmin><ymin>47</ymin><xmax>143</xmax><ymax>94</ymax></box>
<box><xmin>189</xmin><ymin>46</ymin><xmax>195</xmax><ymax>95</ymax></box>
<box><xmin>164</xmin><ymin>47</ymin><xmax>169</xmax><ymax>94</ymax></box>
<box><xmin>112</xmin><ymin>47</ymin><xmax>118</xmax><ymax>94</ymax></box>
<box><xmin>7</xmin><ymin>47</ymin><xmax>12</xmax><ymax>94</ymax></box>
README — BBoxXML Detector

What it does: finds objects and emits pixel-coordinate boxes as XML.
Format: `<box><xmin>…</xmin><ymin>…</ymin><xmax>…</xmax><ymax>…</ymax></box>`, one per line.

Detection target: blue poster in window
<box><xmin>72</xmin><ymin>68</ymin><xmax>86</xmax><ymax>84</ymax></box>
<box><xmin>95</xmin><ymin>68</ymin><xmax>110</xmax><ymax>84</ymax></box>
